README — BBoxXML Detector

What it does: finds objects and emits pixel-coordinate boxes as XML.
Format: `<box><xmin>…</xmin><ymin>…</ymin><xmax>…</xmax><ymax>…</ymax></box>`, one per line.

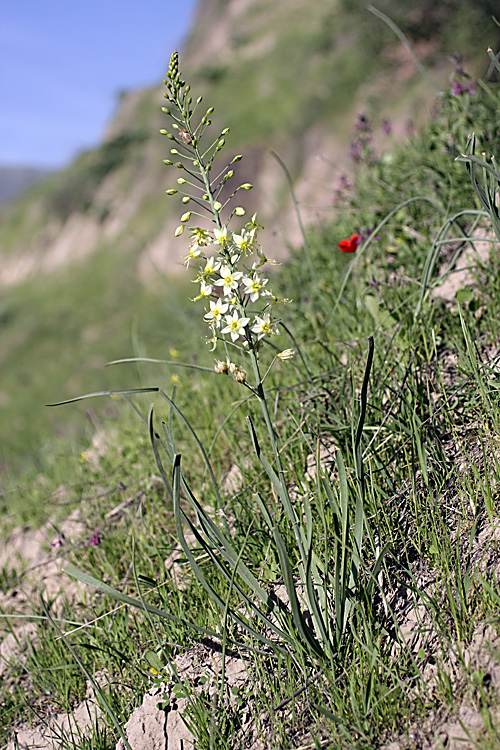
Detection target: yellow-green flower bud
<box><xmin>221</xmin><ymin>127</ymin><xmax>230</xmax><ymax>135</ymax></box>
<box><xmin>177</xmin><ymin>178</ymin><xmax>187</xmax><ymax>184</ymax></box>
<box><xmin>163</xmin><ymin>160</ymin><xmax>173</xmax><ymax>165</ymax></box>
<box><xmin>182</xmin><ymin>196</ymin><xmax>190</xmax><ymax>204</ymax></box>
<box><xmin>159</xmin><ymin>129</ymin><xmax>169</xmax><ymax>135</ymax></box>
<box><xmin>161</xmin><ymin>107</ymin><xmax>171</xmax><ymax>115</ymax></box>
<box><xmin>231</xmin><ymin>155</ymin><xmax>243</xmax><ymax>163</ymax></box>
<box><xmin>165</xmin><ymin>189</ymin><xmax>178</xmax><ymax>195</ymax></box>
<box><xmin>168</xmin><ymin>50</ymin><xmax>179</xmax><ymax>77</ymax></box>
<box><xmin>171</xmin><ymin>148</ymin><xmax>179</xmax><ymax>155</ymax></box>
<box><xmin>216</xmin><ymin>139</ymin><xmax>225</xmax><ymax>149</ymax></box>
<box><xmin>206</xmin><ymin>107</ymin><xmax>214</xmax><ymax>115</ymax></box>
<box><xmin>240</xmin><ymin>183</ymin><xmax>253</xmax><ymax>190</ymax></box>
<box><xmin>234</xmin><ymin>207</ymin><xmax>245</xmax><ymax>216</ymax></box>
<box><xmin>180</xmin><ymin>211</ymin><xmax>191</xmax><ymax>222</ymax></box>
<box><xmin>174</xmin><ymin>225</ymin><xmax>184</xmax><ymax>237</ymax></box>
<box><xmin>213</xmin><ymin>201</ymin><xmax>222</xmax><ymax>212</ymax></box>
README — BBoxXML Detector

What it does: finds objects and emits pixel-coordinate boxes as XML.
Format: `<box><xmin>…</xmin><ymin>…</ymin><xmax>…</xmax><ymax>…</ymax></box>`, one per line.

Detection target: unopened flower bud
<box><xmin>165</xmin><ymin>189</ymin><xmax>178</xmax><ymax>195</ymax></box>
<box><xmin>182</xmin><ymin>196</ymin><xmax>190</xmax><ymax>204</ymax></box>
<box><xmin>213</xmin><ymin>201</ymin><xmax>222</xmax><ymax>212</ymax></box>
<box><xmin>168</xmin><ymin>50</ymin><xmax>179</xmax><ymax>77</ymax></box>
<box><xmin>240</xmin><ymin>183</ymin><xmax>253</xmax><ymax>190</ymax></box>
<box><xmin>234</xmin><ymin>207</ymin><xmax>245</xmax><ymax>216</ymax></box>
<box><xmin>174</xmin><ymin>225</ymin><xmax>184</xmax><ymax>237</ymax></box>
<box><xmin>180</xmin><ymin>211</ymin><xmax>191</xmax><ymax>222</ymax></box>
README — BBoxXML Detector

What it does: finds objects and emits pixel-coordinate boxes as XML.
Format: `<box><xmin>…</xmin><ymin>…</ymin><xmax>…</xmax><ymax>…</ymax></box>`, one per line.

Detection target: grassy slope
<box><xmin>1</xmin><ymin>1</ymin><xmax>497</xmax><ymax>492</ymax></box>
<box><xmin>1</xmin><ymin>7</ymin><xmax>500</xmax><ymax>745</ymax></box>
<box><xmin>1</xmin><ymin>38</ymin><xmax>500</xmax><ymax>748</ymax></box>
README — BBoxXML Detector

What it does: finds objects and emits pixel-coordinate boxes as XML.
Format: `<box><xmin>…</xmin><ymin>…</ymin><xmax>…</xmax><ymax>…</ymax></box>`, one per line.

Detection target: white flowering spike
<box><xmin>251</xmin><ymin>313</ymin><xmax>279</xmax><ymax>340</ymax></box>
<box><xmin>242</xmin><ymin>272</ymin><xmax>268</xmax><ymax>302</ymax></box>
<box><xmin>215</xmin><ymin>266</ymin><xmax>243</xmax><ymax>296</ymax></box>
<box><xmin>221</xmin><ymin>311</ymin><xmax>250</xmax><ymax>341</ymax></box>
<box><xmin>204</xmin><ymin>299</ymin><xmax>229</xmax><ymax>328</ymax></box>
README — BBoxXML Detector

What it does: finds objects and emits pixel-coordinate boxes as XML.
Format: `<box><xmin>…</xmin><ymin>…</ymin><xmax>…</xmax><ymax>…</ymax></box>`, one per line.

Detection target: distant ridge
<box><xmin>0</xmin><ymin>165</ymin><xmax>54</xmax><ymax>208</ymax></box>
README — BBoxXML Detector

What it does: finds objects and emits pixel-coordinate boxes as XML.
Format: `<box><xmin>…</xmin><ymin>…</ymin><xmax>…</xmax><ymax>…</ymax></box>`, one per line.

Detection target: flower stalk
<box><xmin>160</xmin><ymin>50</ymin><xmax>337</xmax><ymax>657</ymax></box>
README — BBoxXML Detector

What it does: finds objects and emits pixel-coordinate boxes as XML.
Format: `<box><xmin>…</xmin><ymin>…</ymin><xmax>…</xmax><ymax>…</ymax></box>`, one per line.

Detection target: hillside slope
<box><xmin>1</xmin><ymin>0</ymin><xmax>497</xmax><ymax>287</ymax></box>
<box><xmin>0</xmin><ymin>0</ymin><xmax>498</xmax><ymax>474</ymax></box>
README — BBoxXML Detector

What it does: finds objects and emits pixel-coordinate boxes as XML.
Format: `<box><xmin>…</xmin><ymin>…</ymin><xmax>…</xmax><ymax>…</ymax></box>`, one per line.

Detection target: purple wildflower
<box><xmin>84</xmin><ymin>527</ymin><xmax>103</xmax><ymax>547</ymax></box>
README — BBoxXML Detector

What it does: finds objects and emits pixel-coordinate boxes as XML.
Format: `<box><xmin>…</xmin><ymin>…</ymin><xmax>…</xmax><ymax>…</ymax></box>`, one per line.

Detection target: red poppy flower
<box><xmin>338</xmin><ymin>233</ymin><xmax>360</xmax><ymax>253</ymax></box>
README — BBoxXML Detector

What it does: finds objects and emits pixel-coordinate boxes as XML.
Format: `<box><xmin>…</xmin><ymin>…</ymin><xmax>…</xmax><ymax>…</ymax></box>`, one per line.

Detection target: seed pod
<box><xmin>214</xmin><ymin>360</ymin><xmax>229</xmax><ymax>375</ymax></box>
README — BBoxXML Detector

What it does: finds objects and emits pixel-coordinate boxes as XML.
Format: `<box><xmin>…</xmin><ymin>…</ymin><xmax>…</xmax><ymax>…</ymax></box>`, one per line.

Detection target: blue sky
<box><xmin>0</xmin><ymin>0</ymin><xmax>198</xmax><ymax>168</ymax></box>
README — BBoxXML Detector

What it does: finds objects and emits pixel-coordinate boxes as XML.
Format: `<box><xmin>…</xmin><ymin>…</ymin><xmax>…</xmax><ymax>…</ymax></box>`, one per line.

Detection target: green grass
<box><xmin>0</xmin><ymin>240</ymin><xmax>201</xmax><ymax>483</ymax></box>
<box><xmin>3</xmin><ymin>29</ymin><xmax>500</xmax><ymax>750</ymax></box>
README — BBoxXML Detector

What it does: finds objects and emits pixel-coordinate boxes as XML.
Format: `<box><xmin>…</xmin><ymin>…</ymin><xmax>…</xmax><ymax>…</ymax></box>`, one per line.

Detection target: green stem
<box><xmin>247</xmin><ymin>345</ymin><xmax>307</xmax><ymax>564</ymax></box>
